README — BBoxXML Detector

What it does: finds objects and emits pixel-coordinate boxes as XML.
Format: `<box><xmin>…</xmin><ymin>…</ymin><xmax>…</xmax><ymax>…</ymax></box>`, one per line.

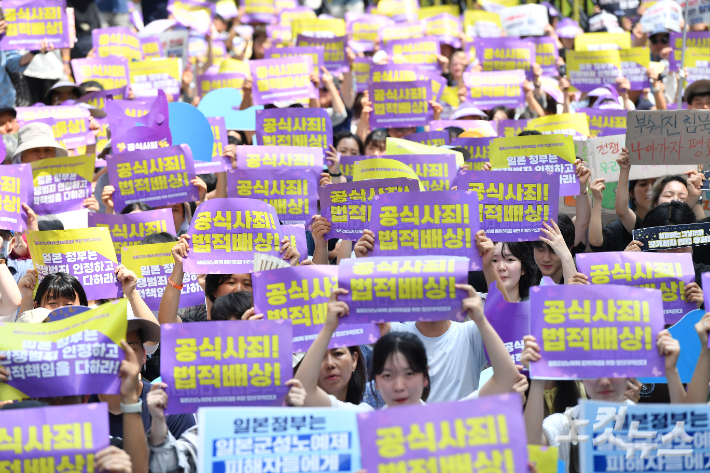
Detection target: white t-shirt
<box><xmin>390</xmin><ymin>321</ymin><xmax>487</xmax><ymax>403</ymax></box>
<box><xmin>328</xmin><ymin>394</ymin><xmax>374</xmax><ymax>412</ymax></box>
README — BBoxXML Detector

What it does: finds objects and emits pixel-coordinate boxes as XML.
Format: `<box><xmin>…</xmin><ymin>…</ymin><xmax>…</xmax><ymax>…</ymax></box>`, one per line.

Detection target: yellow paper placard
<box><xmin>353</xmin><ymin>158</ymin><xmax>423</xmax><ymax>190</ymax></box>
<box><xmin>279</xmin><ymin>8</ymin><xmax>316</xmax><ymax>26</ymax></box>
<box><xmin>425</xmin><ymin>13</ymin><xmax>462</xmax><ymax>40</ymax></box>
<box><xmin>463</xmin><ymin>10</ymin><xmax>503</xmax><ymax>32</ymax></box>
<box><xmin>574</xmin><ymin>33</ymin><xmax>631</xmax><ymax>51</ymax></box>
<box><xmin>291</xmin><ymin>19</ymin><xmax>346</xmax><ymax>39</ymax></box>
<box><xmin>28</xmin><ymin>227</ymin><xmax>119</xmax><ymax>268</ymax></box>
<box><xmin>567</xmin><ymin>50</ymin><xmax>622</xmax><ymax>83</ymax></box>
<box><xmin>385</xmin><ymin>137</ymin><xmax>464</xmax><ymax>168</ymax></box>
<box><xmin>619</xmin><ymin>47</ymin><xmax>650</xmax><ymax>86</ymax></box>
<box><xmin>678</xmin><ymin>47</ymin><xmax>710</xmax><ymax>70</ymax></box>
<box><xmin>0</xmin><ymin>299</ymin><xmax>128</xmax><ymax>401</ymax></box>
<box><xmin>170</xmin><ymin>0</ymin><xmax>213</xmax><ymax>32</ymax></box>
<box><xmin>219</xmin><ymin>59</ymin><xmax>249</xmax><ymax>74</ymax></box>
<box><xmin>528</xmin><ymin>113</ymin><xmax>591</xmax><ymax>138</ymax></box>
<box><xmin>31</xmin><ymin>154</ymin><xmax>96</xmax><ymax>184</ymax></box>
<box><xmin>129</xmin><ymin>58</ymin><xmax>181</xmax><ymax>85</ymax></box>
<box><xmin>377</xmin><ymin>0</ymin><xmax>418</xmax><ymax>18</ymax></box>
<box><xmin>121</xmin><ymin>242</ymin><xmax>174</xmax><ymax>278</ymax></box>
<box><xmin>528</xmin><ymin>445</ymin><xmax>559</xmax><ymax>473</ymax></box>
<box><xmin>490</xmin><ymin>134</ymin><xmax>576</xmax><ymax>169</ymax></box>
<box><xmin>440</xmin><ymin>85</ymin><xmax>460</xmax><ymax>108</ymax></box>
<box><xmin>417</xmin><ymin>5</ymin><xmax>460</xmax><ymax>19</ymax></box>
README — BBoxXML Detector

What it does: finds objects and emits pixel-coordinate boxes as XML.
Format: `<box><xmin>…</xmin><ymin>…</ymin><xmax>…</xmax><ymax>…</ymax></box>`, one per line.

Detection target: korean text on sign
<box><xmin>0</xmin><ymin>163</ymin><xmax>32</xmax><ymax>232</ymax></box>
<box><xmin>255</xmin><ymin>108</ymin><xmax>332</xmax><ymax>150</ymax></box>
<box><xmin>338</xmin><ymin>256</ymin><xmax>470</xmax><ymax>323</ymax></box>
<box><xmin>384</xmin><ymin>154</ymin><xmax>458</xmax><ymax>192</ymax></box>
<box><xmin>92</xmin><ymin>26</ymin><xmax>141</xmax><ymax>60</ymax></box>
<box><xmin>235</xmin><ymin>145</ymin><xmax>324</xmax><ymax>172</ymax></box>
<box><xmin>0</xmin><ymin>0</ymin><xmax>70</xmax><ymax>50</ymax></box>
<box><xmin>249</xmin><ymin>56</ymin><xmax>316</xmax><ymax>106</ymax></box>
<box><xmin>626</xmin><ymin>110</ymin><xmax>710</xmax><ymax>165</ymax></box>
<box><xmin>368</xmin><ymin>80</ymin><xmax>431</xmax><ymax>129</ymax></box>
<box><xmin>529</xmin><ymin>284</ymin><xmax>666</xmax><ymax>380</ymax></box>
<box><xmin>89</xmin><ymin>208</ymin><xmax>177</xmax><ymax>256</ymax></box>
<box><xmin>31</xmin><ymin>155</ymin><xmax>94</xmax><ymax>216</ymax></box>
<box><xmin>632</xmin><ymin>222</ymin><xmax>710</xmax><ymax>251</ymax></box>
<box><xmin>160</xmin><ymin>320</ymin><xmax>292</xmax><ymax>414</ymax></box>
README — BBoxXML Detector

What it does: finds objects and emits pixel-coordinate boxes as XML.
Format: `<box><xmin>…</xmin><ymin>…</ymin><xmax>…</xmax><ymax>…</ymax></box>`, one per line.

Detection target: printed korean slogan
<box><xmin>485</xmin><ymin>282</ymin><xmax>530</xmax><ymax>367</ymax></box>
<box><xmin>141</xmin><ymin>36</ymin><xmax>162</xmax><ymax>58</ymax></box>
<box><xmin>346</xmin><ymin>13</ymin><xmax>392</xmax><ymax>52</ymax></box>
<box><xmin>91</xmin><ymin>26</ymin><xmax>142</xmax><ymax>60</ymax></box>
<box><xmin>295</xmin><ymin>35</ymin><xmax>348</xmax><ymax>74</ymax></box>
<box><xmin>121</xmin><ymin>242</ymin><xmax>204</xmax><ymax>311</ymax></box>
<box><xmin>40</xmin><ymin>116</ymin><xmax>96</xmax><ymax>150</ymax></box>
<box><xmin>620</xmin><ymin>48</ymin><xmax>651</xmax><ymax>90</ymax></box>
<box><xmin>0</xmin><ymin>163</ymin><xmax>32</xmax><ymax>232</ymax></box>
<box><xmin>89</xmin><ymin>209</ymin><xmax>176</xmax><ymax>257</ymax></box>
<box><xmin>71</xmin><ymin>57</ymin><xmax>130</xmax><ymax>90</ymax></box>
<box><xmin>27</xmin><ymin>228</ymin><xmax>122</xmax><ymax>301</ymax></box>
<box><xmin>235</xmin><ymin>145</ymin><xmax>323</xmax><ymax>173</ymax></box>
<box><xmin>255</xmin><ymin>108</ymin><xmax>332</xmax><ymax>149</ymax></box>
<box><xmin>183</xmin><ymin>198</ymin><xmax>284</xmax><ymax>274</ymax></box>
<box><xmin>352</xmin><ymin>57</ymin><xmax>371</xmax><ymax>92</ymax></box>
<box><xmin>577</xmin><ymin>252</ymin><xmax>695</xmax><ymax>324</ymax></box>
<box><xmin>529</xmin><ymin>37</ymin><xmax>559</xmax><ymax>76</ymax></box>
<box><xmin>106</xmin><ymin>144</ymin><xmax>198</xmax><ymax>213</ymax></box>
<box><xmin>129</xmin><ymin>58</ymin><xmax>181</xmax><ymax>97</ymax></box>
<box><xmin>196</xmin><ymin>72</ymin><xmax>246</xmax><ymax>96</ymax></box>
<box><xmin>529</xmin><ymin>284</ymin><xmax>665</xmax><ymax>379</ymax></box>
<box><xmin>207</xmin><ymin>117</ymin><xmax>229</xmax><ymax>161</ymax></box>
<box><xmin>160</xmin><ymin>320</ymin><xmax>292</xmax><ymax>414</ymax></box>
<box><xmin>1</xmin><ymin>0</ymin><xmax>70</xmax><ymax>50</ymax></box>
<box><xmin>566</xmin><ymin>50</ymin><xmax>623</xmax><ymax>92</ymax></box>
<box><xmin>252</xmin><ymin>265</ymin><xmax>379</xmax><ymax>352</ymax></box>
<box><xmin>358</xmin><ymin>393</ymin><xmax>529</xmax><ymax>473</ymax></box>
<box><xmin>633</xmin><ymin>222</ymin><xmax>710</xmax><ymax>251</ymax></box>
<box><xmin>385</xmin><ymin>154</ymin><xmax>458</xmax><ymax>191</ymax></box>
<box><xmin>368</xmin><ymin>80</ymin><xmax>431</xmax><ymax>129</ymax></box>
<box><xmin>385</xmin><ymin>36</ymin><xmax>441</xmax><ymax>72</ymax></box>
<box><xmin>0</xmin><ymin>300</ymin><xmax>128</xmax><ymax>400</ymax></box>
<box><xmin>423</xmin><ymin>13</ymin><xmax>462</xmax><ymax>48</ymax></box>
<box><xmin>370</xmin><ymin>64</ymin><xmax>446</xmax><ymax>105</ymax></box>
<box><xmin>249</xmin><ymin>56</ymin><xmax>316</xmax><ymax>106</ymax></box>
<box><xmin>338</xmin><ymin>256</ymin><xmax>470</xmax><ymax>323</ymax></box>
<box><xmin>459</xmin><ymin>170</ymin><xmax>559</xmax><ymax>242</ymax></box>
<box><xmin>626</xmin><ymin>110</ymin><xmax>710</xmax><ymax>165</ymax></box>
<box><xmin>352</xmin><ymin>158</ymin><xmax>423</xmax><ymax>189</ymax></box>
<box><xmin>31</xmin><ymin>154</ymin><xmax>94</xmax><ymax>216</ymax></box>
<box><xmin>580</xmin><ymin>108</ymin><xmax>627</xmax><ymax>137</ymax></box>
<box><xmin>226</xmin><ymin>168</ymin><xmax>318</xmax><ymax>226</ymax></box>
<box><xmin>464</xmin><ymin>70</ymin><xmax>525</xmax><ymax>109</ymax></box>
<box><xmin>403</xmin><ymin>131</ymin><xmax>448</xmax><ymax>147</ymax></box>
<box><xmin>0</xmin><ymin>403</ymin><xmax>110</xmax><ymax>471</ymax></box>
<box><xmin>197</xmin><ymin>407</ymin><xmax>362</xmax><ymax>473</ymax></box>
<box><xmin>474</xmin><ymin>38</ymin><xmax>534</xmax><ymax>78</ymax></box>
<box><xmin>369</xmin><ymin>191</ymin><xmax>482</xmax><ymax>267</ymax></box>
<box><xmin>450</xmin><ymin>137</ymin><xmax>493</xmax><ymax>171</ymax></box>
<box><xmin>578</xmin><ymin>401</ymin><xmax>710</xmax><ymax>472</ymax></box>
<box><xmin>263</xmin><ymin>46</ymin><xmax>324</xmax><ymax>75</ymax></box>
<box><xmin>319</xmin><ymin>178</ymin><xmax>419</xmax><ymax>241</ymax></box>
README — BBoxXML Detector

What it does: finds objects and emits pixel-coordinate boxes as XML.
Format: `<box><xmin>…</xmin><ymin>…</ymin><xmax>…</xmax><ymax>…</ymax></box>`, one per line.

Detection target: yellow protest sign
<box><xmin>490</xmin><ymin>134</ymin><xmax>576</xmax><ymax>169</ymax></box>
<box><xmin>574</xmin><ymin>32</ymin><xmax>631</xmax><ymax>51</ymax></box>
<box><xmin>279</xmin><ymin>8</ymin><xmax>316</xmax><ymax>26</ymax></box>
<box><xmin>128</xmin><ymin>58</ymin><xmax>181</xmax><ymax>97</ymax></box>
<box><xmin>441</xmin><ymin>85</ymin><xmax>460</xmax><ymax>108</ymax></box>
<box><xmin>32</xmin><ymin>154</ymin><xmax>95</xmax><ymax>186</ymax></box>
<box><xmin>376</xmin><ymin>0</ymin><xmax>418</xmax><ymax>19</ymax></box>
<box><xmin>417</xmin><ymin>5</ymin><xmax>460</xmax><ymax>18</ymax></box>
<box><xmin>528</xmin><ymin>113</ymin><xmax>591</xmax><ymax>138</ymax></box>
<box><xmin>0</xmin><ymin>299</ymin><xmax>128</xmax><ymax>401</ymax></box>
<box><xmin>620</xmin><ymin>47</ymin><xmax>650</xmax><ymax>87</ymax></box>
<box><xmin>291</xmin><ymin>19</ymin><xmax>346</xmax><ymax>39</ymax></box>
<box><xmin>353</xmin><ymin>158</ymin><xmax>423</xmax><ymax>190</ymax></box>
<box><xmin>121</xmin><ymin>242</ymin><xmax>174</xmax><ymax>278</ymax></box>
<box><xmin>566</xmin><ymin>50</ymin><xmax>622</xmax><ymax>92</ymax></box>
<box><xmin>463</xmin><ymin>10</ymin><xmax>502</xmax><ymax>37</ymax></box>
<box><xmin>385</xmin><ymin>137</ymin><xmax>464</xmax><ymax>168</ymax></box>
<box><xmin>528</xmin><ymin>445</ymin><xmax>559</xmax><ymax>473</ymax></box>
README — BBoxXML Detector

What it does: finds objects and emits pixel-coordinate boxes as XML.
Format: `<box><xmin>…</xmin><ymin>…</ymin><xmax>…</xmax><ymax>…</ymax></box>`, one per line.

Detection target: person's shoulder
<box><xmin>390</xmin><ymin>321</ymin><xmax>415</xmax><ymax>333</ymax></box>
<box><xmin>328</xmin><ymin>394</ymin><xmax>374</xmax><ymax>413</ymax></box>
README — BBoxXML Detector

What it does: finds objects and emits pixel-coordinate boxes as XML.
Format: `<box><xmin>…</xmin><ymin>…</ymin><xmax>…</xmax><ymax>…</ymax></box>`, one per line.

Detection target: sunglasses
<box><xmin>650</xmin><ymin>35</ymin><xmax>669</xmax><ymax>45</ymax></box>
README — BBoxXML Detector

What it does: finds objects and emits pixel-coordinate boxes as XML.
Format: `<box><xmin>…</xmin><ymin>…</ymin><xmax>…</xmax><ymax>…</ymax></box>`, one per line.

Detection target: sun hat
<box><xmin>12</xmin><ymin>122</ymin><xmax>68</xmax><ymax>163</ymax></box>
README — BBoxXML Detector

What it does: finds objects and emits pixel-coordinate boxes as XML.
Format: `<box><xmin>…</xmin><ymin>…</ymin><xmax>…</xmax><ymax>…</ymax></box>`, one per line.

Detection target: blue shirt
<box><xmin>0</xmin><ymin>51</ymin><xmax>29</xmax><ymax>109</ymax></box>
<box><xmin>97</xmin><ymin>0</ymin><xmax>128</xmax><ymax>14</ymax></box>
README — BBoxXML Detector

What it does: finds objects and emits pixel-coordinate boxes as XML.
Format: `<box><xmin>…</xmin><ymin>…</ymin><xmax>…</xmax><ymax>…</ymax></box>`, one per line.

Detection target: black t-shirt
<box><xmin>89</xmin><ymin>379</ymin><xmax>195</xmax><ymax>440</ymax></box>
<box><xmin>590</xmin><ymin>216</ymin><xmax>643</xmax><ymax>253</ymax></box>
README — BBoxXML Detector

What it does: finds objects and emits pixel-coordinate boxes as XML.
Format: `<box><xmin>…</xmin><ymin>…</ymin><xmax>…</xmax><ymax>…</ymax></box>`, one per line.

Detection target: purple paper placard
<box><xmin>183</xmin><ymin>198</ymin><xmax>283</xmax><ymax>274</ymax></box>
<box><xmin>498</xmin><ymin>118</ymin><xmax>530</xmax><ymax>137</ymax></box>
<box><xmin>255</xmin><ymin>108</ymin><xmax>332</xmax><ymax>150</ymax></box>
<box><xmin>385</xmin><ymin>36</ymin><xmax>441</xmax><ymax>73</ymax></box>
<box><xmin>578</xmin><ymin>108</ymin><xmax>627</xmax><ymax>137</ymax></box>
<box><xmin>266</xmin><ymin>25</ymin><xmax>291</xmax><ymax>44</ymax></box>
<box><xmin>475</xmin><ymin>37</ymin><xmax>535</xmax><ymax>79</ymax></box>
<box><xmin>88</xmin><ymin>209</ymin><xmax>177</xmax><ymax>257</ymax></box>
<box><xmin>369</xmin><ymin>191</ymin><xmax>483</xmax><ymax>269</ymax></box>
<box><xmin>141</xmin><ymin>35</ymin><xmax>163</xmax><ymax>58</ymax></box>
<box><xmin>352</xmin><ymin>56</ymin><xmax>371</xmax><ymax>93</ymax></box>
<box><xmin>370</xmin><ymin>63</ymin><xmax>446</xmax><ymax>104</ymax></box>
<box><xmin>319</xmin><ymin>178</ymin><xmax>420</xmax><ymax>241</ymax></box>
<box><xmin>458</xmin><ymin>170</ymin><xmax>559</xmax><ymax>242</ymax></box>
<box><xmin>282</xmin><ymin>224</ymin><xmax>308</xmax><ymax>263</ymax></box>
<box><xmin>669</xmin><ymin>32</ymin><xmax>710</xmax><ymax>72</ymax></box>
<box><xmin>464</xmin><ymin>70</ymin><xmax>525</xmax><ymax>109</ymax></box>
<box><xmin>528</xmin><ymin>37</ymin><xmax>559</xmax><ymax>76</ymax></box>
<box><xmin>235</xmin><ymin>145</ymin><xmax>324</xmax><ymax>173</ymax></box>
<box><xmin>17</xmin><ymin>105</ymin><xmax>89</xmax><ymax>126</ymax></box>
<box><xmin>296</xmin><ymin>35</ymin><xmax>349</xmax><ymax>74</ymax></box>
<box><xmin>429</xmin><ymin>119</ymin><xmax>498</xmax><ymax>137</ymax></box>
<box><xmin>1</xmin><ymin>0</ymin><xmax>70</xmax><ymax>50</ymax></box>
<box><xmin>226</xmin><ymin>168</ymin><xmax>318</xmax><ymax>226</ymax></box>
<box><xmin>0</xmin><ymin>163</ymin><xmax>32</xmax><ymax>232</ymax></box>
<box><xmin>358</xmin><ymin>393</ymin><xmax>528</xmax><ymax>473</ymax></box>
<box><xmin>250</xmin><ymin>56</ymin><xmax>317</xmax><ymax>105</ymax></box>
<box><xmin>577</xmin><ymin>252</ymin><xmax>695</xmax><ymax>325</ymax></box>
<box><xmin>338</xmin><ymin>255</ymin><xmax>470</xmax><ymax>323</ymax></box>
<box><xmin>346</xmin><ymin>13</ymin><xmax>393</xmax><ymax>52</ymax></box>
<box><xmin>161</xmin><ymin>320</ymin><xmax>292</xmax><ymax>414</ymax></box>
<box><xmin>450</xmin><ymin>137</ymin><xmax>493</xmax><ymax>170</ymax></box>
<box><xmin>107</xmin><ymin>144</ymin><xmax>198</xmax><ymax>213</ymax></box>
<box><xmin>493</xmin><ymin>154</ymin><xmax>578</xmax><ymax>197</ymax></box>
<box><xmin>385</xmin><ymin>154</ymin><xmax>459</xmax><ymax>192</ymax></box>
<box><xmin>339</xmin><ymin>154</ymin><xmax>377</xmax><ymax>179</ymax></box>
<box><xmin>32</xmin><ymin>116</ymin><xmax>95</xmax><ymax>150</ymax></box>
<box><xmin>484</xmin><ymin>281</ymin><xmax>529</xmax><ymax>368</ymax></box>
<box><xmin>194</xmin><ymin>157</ymin><xmax>231</xmax><ymax>174</ymax></box>
<box><xmin>196</xmin><ymin>72</ymin><xmax>246</xmax><ymax>96</ymax></box>
<box><xmin>106</xmin><ymin>91</ymin><xmax>172</xmax><ymax>155</ymax></box>
<box><xmin>403</xmin><ymin>130</ymin><xmax>449</xmax><ymax>147</ymax></box>
<box><xmin>207</xmin><ymin>116</ymin><xmax>229</xmax><ymax>160</ymax></box>
<box><xmin>529</xmin><ymin>284</ymin><xmax>666</xmax><ymax>379</ymax></box>
<box><xmin>77</xmin><ymin>87</ymin><xmax>127</xmax><ymax>111</ymax></box>
<box><xmin>368</xmin><ymin>80</ymin><xmax>432</xmax><ymax>129</ymax></box>
<box><xmin>424</xmin><ymin>13</ymin><xmax>462</xmax><ymax>48</ymax></box>
<box><xmin>31</xmin><ymin>155</ymin><xmax>93</xmax><ymax>216</ymax></box>
<box><xmin>168</xmin><ymin>0</ymin><xmax>215</xmax><ymax>35</ymax></box>
<box><xmin>241</xmin><ymin>0</ymin><xmax>275</xmax><ymax>24</ymax></box>
<box><xmin>92</xmin><ymin>26</ymin><xmax>141</xmax><ymax>60</ymax></box>
<box><xmin>71</xmin><ymin>57</ymin><xmax>130</xmax><ymax>91</ymax></box>
<box><xmin>621</xmin><ymin>55</ymin><xmax>651</xmax><ymax>91</ymax></box>
<box><xmin>264</xmin><ymin>46</ymin><xmax>324</xmax><ymax>76</ymax></box>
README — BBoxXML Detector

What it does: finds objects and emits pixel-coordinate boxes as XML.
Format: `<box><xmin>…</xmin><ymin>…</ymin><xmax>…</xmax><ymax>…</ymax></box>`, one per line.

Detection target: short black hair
<box><xmin>34</xmin><ymin>273</ymin><xmax>88</xmax><ymax>307</ymax></box>
<box><xmin>120</xmin><ymin>202</ymin><xmax>153</xmax><ymax>214</ymax></box>
<box><xmin>444</xmin><ymin>126</ymin><xmax>464</xmax><ymax>142</ymax></box>
<box><xmin>488</xmin><ymin>106</ymin><xmax>513</xmax><ymax>120</ymax></box>
<box><xmin>497</xmin><ymin>241</ymin><xmax>538</xmax><ymax>299</ymax></box>
<box><xmin>199</xmin><ymin>173</ymin><xmax>217</xmax><ymax>194</ymax></box>
<box><xmin>228</xmin><ymin>135</ymin><xmax>242</xmax><ymax>146</ymax></box>
<box><xmin>211</xmin><ymin>291</ymin><xmax>253</xmax><ymax>321</ymax></box>
<box><xmin>79</xmin><ymin>81</ymin><xmax>104</xmax><ymax>94</ymax></box>
<box><xmin>451</xmin><ymin>146</ymin><xmax>471</xmax><ymax>161</ymax></box>
<box><xmin>333</xmin><ymin>131</ymin><xmax>365</xmax><ymax>155</ymax></box>
<box><xmin>643</xmin><ymin>201</ymin><xmax>696</xmax><ymax>227</ymax></box>
<box><xmin>37</xmin><ymin>217</ymin><xmax>64</xmax><ymax>231</ymax></box>
<box><xmin>518</xmin><ymin>130</ymin><xmax>543</xmax><ymax>136</ymax></box>
<box><xmin>139</xmin><ymin>232</ymin><xmax>178</xmax><ymax>245</ymax></box>
<box><xmin>371</xmin><ymin>332</ymin><xmax>430</xmax><ymax>402</ymax></box>
<box><xmin>364</xmin><ymin>129</ymin><xmax>387</xmax><ymax>150</ymax></box>
<box><xmin>532</xmin><ymin>214</ymin><xmax>575</xmax><ymax>251</ymax></box>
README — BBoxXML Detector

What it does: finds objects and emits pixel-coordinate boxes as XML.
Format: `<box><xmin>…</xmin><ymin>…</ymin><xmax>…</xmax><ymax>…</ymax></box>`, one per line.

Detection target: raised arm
<box><xmin>476</xmin><ymin>230</ymin><xmax>510</xmax><ymax>302</ymax></box>
<box><xmin>657</xmin><ymin>330</ymin><xmax>685</xmax><ymax>404</ymax></box>
<box><xmin>588</xmin><ymin>178</ymin><xmax>606</xmax><ymax>248</ymax></box>
<box><xmin>120</xmin><ymin>340</ymin><xmax>149</xmax><ymax>473</ymax></box>
<box><xmin>521</xmin><ymin>335</ymin><xmax>547</xmax><ymax>445</ymax></box>
<box><xmin>540</xmin><ymin>220</ymin><xmax>577</xmax><ymax>283</ymax></box>
<box><xmin>615</xmin><ymin>148</ymin><xmax>638</xmax><ymax>234</ymax></box>
<box><xmin>311</xmin><ymin>215</ymin><xmax>332</xmax><ymax>265</ymax></box>
<box><xmin>0</xmin><ymin>238</ymin><xmax>22</xmax><ymax>320</ymax></box>
<box><xmin>573</xmin><ymin>160</ymin><xmax>592</xmax><ymax>247</ymax></box>
<box><xmin>116</xmin><ymin>265</ymin><xmax>160</xmax><ymax>331</ymax></box>
<box><xmin>158</xmin><ymin>236</ymin><xmax>190</xmax><ymax>325</ymax></box>
<box><xmin>685</xmin><ymin>312</ymin><xmax>710</xmax><ymax>403</ymax></box>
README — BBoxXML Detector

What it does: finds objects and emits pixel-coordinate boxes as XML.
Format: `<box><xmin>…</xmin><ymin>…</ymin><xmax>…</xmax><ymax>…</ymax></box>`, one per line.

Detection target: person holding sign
<box><xmin>491</xmin><ymin>242</ymin><xmax>539</xmax><ymax>302</ymax></box>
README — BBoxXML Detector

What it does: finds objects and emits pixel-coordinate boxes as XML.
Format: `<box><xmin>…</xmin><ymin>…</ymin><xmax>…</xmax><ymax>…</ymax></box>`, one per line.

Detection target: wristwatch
<box><xmin>120</xmin><ymin>399</ymin><xmax>143</xmax><ymax>414</ymax></box>
<box><xmin>329</xmin><ymin>171</ymin><xmax>342</xmax><ymax>177</ymax></box>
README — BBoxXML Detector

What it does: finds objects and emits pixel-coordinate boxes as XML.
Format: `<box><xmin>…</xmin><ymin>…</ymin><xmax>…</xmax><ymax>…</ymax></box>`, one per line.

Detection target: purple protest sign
<box><xmin>484</xmin><ymin>281</ymin><xmax>530</xmax><ymax>367</ymax></box>
<box><xmin>319</xmin><ymin>178</ymin><xmax>419</xmax><ymax>241</ymax></box>
<box><xmin>498</xmin><ymin>118</ymin><xmax>530</xmax><ymax>137</ymax></box>
<box><xmin>459</xmin><ymin>170</ymin><xmax>559</xmax><ymax>242</ymax></box>
<box><xmin>368</xmin><ymin>191</ymin><xmax>483</xmax><ymax>269</ymax></box>
<box><xmin>183</xmin><ymin>198</ymin><xmax>284</xmax><ymax>274</ymax></box>
<box><xmin>252</xmin><ymin>265</ymin><xmax>379</xmax><ymax>352</ymax></box>
<box><xmin>464</xmin><ymin>70</ymin><xmax>525</xmax><ymax>109</ymax></box>
<box><xmin>226</xmin><ymin>168</ymin><xmax>318</xmax><ymax>226</ymax></box>
<box><xmin>207</xmin><ymin>116</ymin><xmax>229</xmax><ymax>160</ymax></box>
<box><xmin>450</xmin><ymin>137</ymin><xmax>493</xmax><ymax>170</ymax></box>
<box><xmin>92</xmin><ymin>26</ymin><xmax>141</xmax><ymax>60</ymax></box>
<box><xmin>493</xmin><ymin>155</ymin><xmax>578</xmax><ymax>197</ymax></box>
<box><xmin>1</xmin><ymin>0</ymin><xmax>71</xmax><ymax>50</ymax></box>
<box><xmin>346</xmin><ymin>12</ymin><xmax>393</xmax><ymax>52</ymax></box>
<box><xmin>368</xmin><ymin>80</ymin><xmax>432</xmax><ymax>129</ymax></box>
<box><xmin>352</xmin><ymin>57</ymin><xmax>371</xmax><ymax>93</ymax></box>
<box><xmin>264</xmin><ymin>46</ymin><xmax>324</xmax><ymax>75</ymax></box>
<box><xmin>621</xmin><ymin>49</ymin><xmax>651</xmax><ymax>90</ymax></box>
<box><xmin>168</xmin><ymin>0</ymin><xmax>215</xmax><ymax>35</ymax></box>
<box><xmin>403</xmin><ymin>130</ymin><xmax>449</xmax><ymax>146</ymax></box>
<box><xmin>338</xmin><ymin>255</ymin><xmax>470</xmax><ymax>323</ymax></box>
<box><xmin>161</xmin><ymin>320</ymin><xmax>292</xmax><ymax>414</ymax></box>
<box><xmin>579</xmin><ymin>108</ymin><xmax>627</xmax><ymax>137</ymax></box>
<box><xmin>88</xmin><ymin>208</ymin><xmax>177</xmax><ymax>257</ymax></box>
<box><xmin>423</xmin><ymin>13</ymin><xmax>462</xmax><ymax>48</ymax></box>
<box><xmin>475</xmin><ymin>37</ymin><xmax>535</xmax><ymax>79</ymax></box>
<box><xmin>31</xmin><ymin>155</ymin><xmax>94</xmax><ymax>216</ymax></box>
<box><xmin>16</xmin><ymin>105</ymin><xmax>87</xmax><ymax>126</ymax></box>
<box><xmin>141</xmin><ymin>35</ymin><xmax>163</xmax><ymax>58</ymax></box>
<box><xmin>77</xmin><ymin>87</ymin><xmax>128</xmax><ymax>110</ymax></box>
<box><xmin>266</xmin><ymin>25</ymin><xmax>291</xmax><ymax>45</ymax></box>
<box><xmin>577</xmin><ymin>252</ymin><xmax>695</xmax><ymax>325</ymax></box>
<box><xmin>528</xmin><ymin>37</ymin><xmax>559</xmax><ymax>76</ymax></box>
<box><xmin>370</xmin><ymin>63</ymin><xmax>446</xmax><ymax>104</ymax></box>
<box><xmin>358</xmin><ymin>393</ymin><xmax>529</xmax><ymax>472</ymax></box>
<box><xmin>32</xmin><ymin>116</ymin><xmax>95</xmax><ymax>150</ymax></box>
<box><xmin>255</xmin><ymin>108</ymin><xmax>332</xmax><ymax>150</ymax></box>
<box><xmin>107</xmin><ymin>144</ymin><xmax>198</xmax><ymax>213</ymax></box>
<box><xmin>0</xmin><ymin>163</ymin><xmax>32</xmax><ymax>232</ymax></box>
<box><xmin>0</xmin><ymin>403</ymin><xmax>109</xmax><ymax>467</ymax></box>
<box><xmin>250</xmin><ymin>56</ymin><xmax>317</xmax><ymax>105</ymax></box>
<box><xmin>296</xmin><ymin>35</ymin><xmax>349</xmax><ymax>74</ymax></box>
<box><xmin>385</xmin><ymin>36</ymin><xmax>441</xmax><ymax>73</ymax></box>
<box><xmin>339</xmin><ymin>155</ymin><xmax>377</xmax><ymax>179</ymax></box>
<box><xmin>71</xmin><ymin>57</ymin><xmax>130</xmax><ymax>90</ymax></box>
<box><xmin>196</xmin><ymin>72</ymin><xmax>246</xmax><ymax>96</ymax></box>
<box><xmin>106</xmin><ymin>90</ymin><xmax>172</xmax><ymax>154</ymax></box>
<box><xmin>385</xmin><ymin>154</ymin><xmax>459</xmax><ymax>191</ymax></box>
<box><xmin>429</xmin><ymin>119</ymin><xmax>498</xmax><ymax>137</ymax></box>
<box><xmin>235</xmin><ymin>145</ymin><xmax>324</xmax><ymax>173</ymax></box>
<box><xmin>529</xmin><ymin>284</ymin><xmax>666</xmax><ymax>379</ymax></box>
<box><xmin>241</xmin><ymin>0</ymin><xmax>275</xmax><ymax>24</ymax></box>
<box><xmin>195</xmin><ymin>157</ymin><xmax>231</xmax><ymax>175</ymax></box>
<box><xmin>282</xmin><ymin>224</ymin><xmax>308</xmax><ymax>263</ymax></box>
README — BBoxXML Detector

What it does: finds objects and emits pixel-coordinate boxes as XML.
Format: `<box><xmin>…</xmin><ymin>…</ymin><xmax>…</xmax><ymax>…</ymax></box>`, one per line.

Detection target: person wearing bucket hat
<box><xmin>685</xmin><ymin>79</ymin><xmax>710</xmax><ymax>109</ymax></box>
<box><xmin>12</xmin><ymin>122</ymin><xmax>68</xmax><ymax>164</ymax></box>
<box><xmin>44</xmin><ymin>81</ymin><xmax>82</xmax><ymax>106</ymax></box>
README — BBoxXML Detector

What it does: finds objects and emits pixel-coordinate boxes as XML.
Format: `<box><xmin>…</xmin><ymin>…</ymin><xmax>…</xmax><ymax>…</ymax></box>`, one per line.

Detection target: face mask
<box><xmin>575</xmin><ymin>98</ymin><xmax>590</xmax><ymax>109</ymax></box>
